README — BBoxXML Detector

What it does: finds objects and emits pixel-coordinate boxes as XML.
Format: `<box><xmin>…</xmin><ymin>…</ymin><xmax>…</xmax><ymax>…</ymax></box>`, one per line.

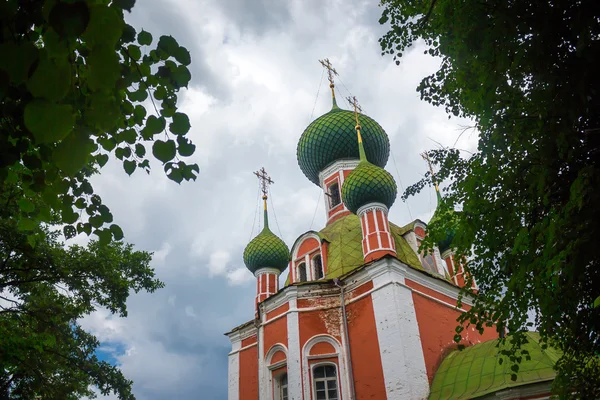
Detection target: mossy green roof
<box><xmin>284</xmin><ymin>215</ymin><xmax>431</xmax><ymax>286</ymax></box>
<box><xmin>297</xmin><ymin>103</ymin><xmax>390</xmax><ymax>185</ymax></box>
<box><xmin>429</xmin><ymin>332</ymin><xmax>560</xmax><ymax>400</ymax></box>
<box><xmin>341</xmin><ymin>160</ymin><xmax>397</xmax><ymax>214</ymax></box>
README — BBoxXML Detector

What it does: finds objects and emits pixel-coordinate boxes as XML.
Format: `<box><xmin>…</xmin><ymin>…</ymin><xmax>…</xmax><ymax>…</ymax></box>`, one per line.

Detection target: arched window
<box><xmin>313</xmin><ymin>254</ymin><xmax>323</xmax><ymax>280</ymax></box>
<box><xmin>313</xmin><ymin>364</ymin><xmax>338</xmax><ymax>400</ymax></box>
<box><xmin>297</xmin><ymin>262</ymin><xmax>307</xmax><ymax>282</ymax></box>
<box><xmin>327</xmin><ymin>182</ymin><xmax>341</xmax><ymax>209</ymax></box>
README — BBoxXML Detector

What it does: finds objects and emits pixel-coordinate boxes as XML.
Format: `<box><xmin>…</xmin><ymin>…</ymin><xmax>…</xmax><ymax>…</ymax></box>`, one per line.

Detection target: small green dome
<box><xmin>341</xmin><ymin>161</ymin><xmax>397</xmax><ymax>214</ymax></box>
<box><xmin>243</xmin><ymin>224</ymin><xmax>289</xmax><ymax>274</ymax></box>
<box><xmin>297</xmin><ymin>103</ymin><xmax>390</xmax><ymax>185</ymax></box>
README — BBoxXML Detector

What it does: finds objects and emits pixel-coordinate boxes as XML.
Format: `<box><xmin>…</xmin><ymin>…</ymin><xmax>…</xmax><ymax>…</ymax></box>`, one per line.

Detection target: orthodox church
<box><xmin>225</xmin><ymin>63</ymin><xmax>558</xmax><ymax>400</ymax></box>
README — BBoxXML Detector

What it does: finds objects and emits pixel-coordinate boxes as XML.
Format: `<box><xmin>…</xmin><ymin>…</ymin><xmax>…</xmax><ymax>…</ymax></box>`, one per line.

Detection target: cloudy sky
<box><xmin>78</xmin><ymin>0</ymin><xmax>478</xmax><ymax>398</ymax></box>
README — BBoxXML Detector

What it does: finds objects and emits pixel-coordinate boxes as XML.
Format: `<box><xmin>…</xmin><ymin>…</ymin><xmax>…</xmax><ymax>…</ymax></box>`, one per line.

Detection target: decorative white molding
<box><xmin>255</xmin><ymin>268</ymin><xmax>281</xmax><ymax>278</ymax></box>
<box><xmin>318</xmin><ymin>159</ymin><xmax>360</xmax><ymax>187</ymax></box>
<box><xmin>356</xmin><ymin>202</ymin><xmax>388</xmax><ymax>216</ymax></box>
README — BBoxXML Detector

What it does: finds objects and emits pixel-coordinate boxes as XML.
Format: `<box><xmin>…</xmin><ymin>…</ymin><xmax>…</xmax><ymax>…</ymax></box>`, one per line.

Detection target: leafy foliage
<box><xmin>380</xmin><ymin>0</ymin><xmax>600</xmax><ymax>397</ymax></box>
<box><xmin>0</xmin><ymin>179</ymin><xmax>164</xmax><ymax>399</ymax></box>
<box><xmin>1</xmin><ymin>0</ymin><xmax>195</xmax><ymax>398</ymax></box>
<box><xmin>0</xmin><ymin>0</ymin><xmax>198</xmax><ymax>246</ymax></box>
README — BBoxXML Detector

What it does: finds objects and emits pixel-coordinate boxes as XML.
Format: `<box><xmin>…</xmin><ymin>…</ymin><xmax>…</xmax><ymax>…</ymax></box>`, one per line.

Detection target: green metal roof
<box><xmin>341</xmin><ymin>160</ymin><xmax>397</xmax><ymax>214</ymax></box>
<box><xmin>243</xmin><ymin>209</ymin><xmax>289</xmax><ymax>274</ymax></box>
<box><xmin>296</xmin><ymin>101</ymin><xmax>390</xmax><ymax>185</ymax></box>
<box><xmin>429</xmin><ymin>332</ymin><xmax>560</xmax><ymax>400</ymax></box>
<box><xmin>283</xmin><ymin>214</ymin><xmax>427</xmax><ymax>285</ymax></box>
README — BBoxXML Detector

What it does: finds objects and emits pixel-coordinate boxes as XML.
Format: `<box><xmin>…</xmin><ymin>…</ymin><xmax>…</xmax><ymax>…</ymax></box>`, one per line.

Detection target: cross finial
<box><xmin>346</xmin><ymin>96</ymin><xmax>367</xmax><ymax>161</ymax></box>
<box><xmin>254</xmin><ymin>167</ymin><xmax>274</xmax><ymax>200</ymax></box>
<box><xmin>420</xmin><ymin>152</ymin><xmax>441</xmax><ymax>197</ymax></box>
<box><xmin>319</xmin><ymin>58</ymin><xmax>339</xmax><ymax>100</ymax></box>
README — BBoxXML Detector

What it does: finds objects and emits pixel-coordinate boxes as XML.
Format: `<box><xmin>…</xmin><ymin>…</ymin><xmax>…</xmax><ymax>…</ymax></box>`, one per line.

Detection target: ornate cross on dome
<box><xmin>319</xmin><ymin>58</ymin><xmax>338</xmax><ymax>98</ymax></box>
<box><xmin>347</xmin><ymin>95</ymin><xmax>367</xmax><ymax>161</ymax></box>
<box><xmin>421</xmin><ymin>152</ymin><xmax>441</xmax><ymax>197</ymax></box>
<box><xmin>254</xmin><ymin>167</ymin><xmax>274</xmax><ymax>199</ymax></box>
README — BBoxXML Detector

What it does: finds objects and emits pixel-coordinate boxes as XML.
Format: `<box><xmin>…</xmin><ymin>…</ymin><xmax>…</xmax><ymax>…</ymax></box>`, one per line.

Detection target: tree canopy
<box><xmin>379</xmin><ymin>0</ymin><xmax>599</xmax><ymax>397</ymax></box>
<box><xmin>0</xmin><ymin>0</ymin><xmax>198</xmax><ymax>246</ymax></box>
<box><xmin>1</xmin><ymin>0</ymin><xmax>196</xmax><ymax>397</ymax></box>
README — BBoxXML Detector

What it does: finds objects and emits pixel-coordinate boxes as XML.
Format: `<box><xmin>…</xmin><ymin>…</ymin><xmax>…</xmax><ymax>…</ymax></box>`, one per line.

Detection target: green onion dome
<box><xmin>243</xmin><ymin>208</ymin><xmax>289</xmax><ymax>274</ymax></box>
<box><xmin>297</xmin><ymin>101</ymin><xmax>390</xmax><ymax>185</ymax></box>
<box><xmin>341</xmin><ymin>160</ymin><xmax>398</xmax><ymax>214</ymax></box>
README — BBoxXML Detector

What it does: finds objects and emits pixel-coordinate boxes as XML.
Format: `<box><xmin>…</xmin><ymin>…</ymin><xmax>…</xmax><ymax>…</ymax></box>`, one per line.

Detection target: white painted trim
<box><xmin>228</xmin><ymin>341</ymin><xmax>258</xmax><ymax>356</ymax></box>
<box><xmin>356</xmin><ymin>202</ymin><xmax>388</xmax><ymax>217</ymax></box>
<box><xmin>265</xmin><ymin>343</ymin><xmax>288</xmax><ymax>365</ymax></box>
<box><xmin>310</xmin><ymin>361</ymin><xmax>343</xmax><ymax>400</ymax></box>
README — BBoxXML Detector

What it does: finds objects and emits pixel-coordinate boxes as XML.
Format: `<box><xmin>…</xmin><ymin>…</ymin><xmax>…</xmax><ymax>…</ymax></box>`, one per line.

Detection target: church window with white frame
<box><xmin>313</xmin><ymin>364</ymin><xmax>339</xmax><ymax>400</ymax></box>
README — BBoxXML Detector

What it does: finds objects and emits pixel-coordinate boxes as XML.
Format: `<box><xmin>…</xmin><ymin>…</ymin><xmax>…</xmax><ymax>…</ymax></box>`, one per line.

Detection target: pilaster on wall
<box><xmin>228</xmin><ymin>341</ymin><xmax>241</xmax><ymax>400</ymax></box>
<box><xmin>255</xmin><ymin>268</ymin><xmax>280</xmax><ymax>310</ymax></box>
<box><xmin>368</xmin><ymin>259</ymin><xmax>429</xmax><ymax>399</ymax></box>
<box><xmin>286</xmin><ymin>296</ymin><xmax>302</xmax><ymax>399</ymax></box>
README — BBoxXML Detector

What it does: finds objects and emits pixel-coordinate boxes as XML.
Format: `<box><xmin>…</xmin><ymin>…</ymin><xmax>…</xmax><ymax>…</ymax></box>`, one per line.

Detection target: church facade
<box><xmin>225</xmin><ymin>69</ymin><xmax>558</xmax><ymax>400</ymax></box>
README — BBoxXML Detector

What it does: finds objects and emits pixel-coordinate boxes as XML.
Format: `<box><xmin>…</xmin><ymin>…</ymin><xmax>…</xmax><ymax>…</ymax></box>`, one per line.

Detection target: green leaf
<box><xmin>110</xmin><ymin>224</ymin><xmax>124</xmax><ymax>240</ymax></box>
<box><xmin>146</xmin><ymin>115</ymin><xmax>166</xmax><ymax>134</ymax></box>
<box><xmin>97</xmin><ymin>153</ymin><xmax>109</xmax><ymax>167</ymax></box>
<box><xmin>24</xmin><ymin>99</ymin><xmax>74</xmax><ymax>144</ymax></box>
<box><xmin>157</xmin><ymin>35</ymin><xmax>179</xmax><ymax>56</ymax></box>
<box><xmin>123</xmin><ymin>160</ymin><xmax>136</xmax><ymax>175</ymax></box>
<box><xmin>169</xmin><ymin>112</ymin><xmax>190</xmax><ymax>135</ymax></box>
<box><xmin>152</xmin><ymin>140</ymin><xmax>176</xmax><ymax>163</ymax></box>
<box><xmin>167</xmin><ymin>167</ymin><xmax>183</xmax><ymax>183</ymax></box>
<box><xmin>18</xmin><ymin>198</ymin><xmax>36</xmax><ymax>213</ymax></box>
<box><xmin>135</xmin><ymin>143</ymin><xmax>146</xmax><ymax>157</ymax></box>
<box><xmin>82</xmin><ymin>5</ymin><xmax>123</xmax><ymax>48</ymax></box>
<box><xmin>594</xmin><ymin>296</ymin><xmax>600</xmax><ymax>309</ymax></box>
<box><xmin>53</xmin><ymin>129</ymin><xmax>95</xmax><ymax>176</ymax></box>
<box><xmin>0</xmin><ymin>41</ymin><xmax>39</xmax><ymax>84</ymax></box>
<box><xmin>176</xmin><ymin>135</ymin><xmax>196</xmax><ymax>157</ymax></box>
<box><xmin>27</xmin><ymin>56</ymin><xmax>71</xmax><ymax>102</ymax></box>
<box><xmin>113</xmin><ymin>0</ymin><xmax>136</xmax><ymax>12</ymax></box>
<box><xmin>172</xmin><ymin>65</ymin><xmax>191</xmax><ymax>87</ymax></box>
<box><xmin>87</xmin><ymin>44</ymin><xmax>121</xmax><ymax>91</ymax></box>
<box><xmin>173</xmin><ymin>46</ymin><xmax>191</xmax><ymax>65</ymax></box>
<box><xmin>138</xmin><ymin>30</ymin><xmax>153</xmax><ymax>46</ymax></box>
<box><xmin>127</xmin><ymin>44</ymin><xmax>142</xmax><ymax>61</ymax></box>
<box><xmin>63</xmin><ymin>225</ymin><xmax>77</xmax><ymax>239</ymax></box>
<box><xmin>48</xmin><ymin>1</ymin><xmax>90</xmax><ymax>39</ymax></box>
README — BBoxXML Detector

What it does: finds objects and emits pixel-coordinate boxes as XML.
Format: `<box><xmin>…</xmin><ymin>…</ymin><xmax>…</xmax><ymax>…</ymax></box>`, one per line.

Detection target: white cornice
<box><xmin>357</xmin><ymin>202</ymin><xmax>388</xmax><ymax>216</ymax></box>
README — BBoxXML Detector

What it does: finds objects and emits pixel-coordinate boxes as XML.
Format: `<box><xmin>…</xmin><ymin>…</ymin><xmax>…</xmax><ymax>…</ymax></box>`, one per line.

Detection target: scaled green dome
<box><xmin>243</xmin><ymin>225</ymin><xmax>289</xmax><ymax>274</ymax></box>
<box><xmin>341</xmin><ymin>161</ymin><xmax>397</xmax><ymax>214</ymax></box>
<box><xmin>297</xmin><ymin>104</ymin><xmax>390</xmax><ymax>185</ymax></box>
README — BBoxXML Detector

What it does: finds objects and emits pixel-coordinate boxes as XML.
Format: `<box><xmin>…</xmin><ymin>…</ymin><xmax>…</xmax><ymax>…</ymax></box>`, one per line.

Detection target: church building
<box><xmin>225</xmin><ymin>62</ymin><xmax>558</xmax><ymax>400</ymax></box>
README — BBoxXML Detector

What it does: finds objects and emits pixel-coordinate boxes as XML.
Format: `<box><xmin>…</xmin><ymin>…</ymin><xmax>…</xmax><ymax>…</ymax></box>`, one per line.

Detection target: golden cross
<box><xmin>319</xmin><ymin>58</ymin><xmax>338</xmax><ymax>87</ymax></box>
<box><xmin>254</xmin><ymin>167</ymin><xmax>274</xmax><ymax>198</ymax></box>
<box><xmin>420</xmin><ymin>152</ymin><xmax>440</xmax><ymax>193</ymax></box>
<box><xmin>347</xmin><ymin>95</ymin><xmax>363</xmax><ymax>128</ymax></box>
